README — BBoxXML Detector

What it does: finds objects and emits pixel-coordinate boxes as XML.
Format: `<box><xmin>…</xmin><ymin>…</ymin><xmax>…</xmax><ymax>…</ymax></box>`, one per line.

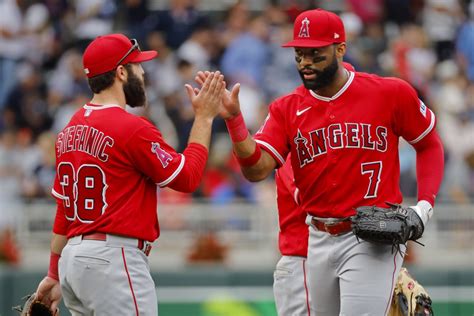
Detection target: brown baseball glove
<box><xmin>388</xmin><ymin>267</ymin><xmax>434</xmax><ymax>316</ymax></box>
<box><xmin>12</xmin><ymin>293</ymin><xmax>58</xmax><ymax>316</ymax></box>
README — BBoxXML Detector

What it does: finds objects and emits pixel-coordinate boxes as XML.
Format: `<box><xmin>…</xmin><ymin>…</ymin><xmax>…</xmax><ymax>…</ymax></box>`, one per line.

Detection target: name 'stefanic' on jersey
<box><xmin>294</xmin><ymin>122</ymin><xmax>388</xmax><ymax>168</ymax></box>
<box><xmin>57</xmin><ymin>124</ymin><xmax>114</xmax><ymax>162</ymax></box>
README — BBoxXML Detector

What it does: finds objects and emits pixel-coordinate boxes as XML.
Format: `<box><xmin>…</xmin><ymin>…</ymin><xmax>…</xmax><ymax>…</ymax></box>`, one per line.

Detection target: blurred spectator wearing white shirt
<box><xmin>0</xmin><ymin>0</ymin><xmax>29</xmax><ymax>110</ymax></box>
<box><xmin>422</xmin><ymin>0</ymin><xmax>463</xmax><ymax>61</ymax></box>
<box><xmin>177</xmin><ymin>23</ymin><xmax>215</xmax><ymax>71</ymax></box>
<box><xmin>72</xmin><ymin>0</ymin><xmax>116</xmax><ymax>48</ymax></box>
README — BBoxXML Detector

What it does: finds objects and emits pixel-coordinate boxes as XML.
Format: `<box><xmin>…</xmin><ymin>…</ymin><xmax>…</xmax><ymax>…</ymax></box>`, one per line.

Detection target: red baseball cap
<box><xmin>282</xmin><ymin>9</ymin><xmax>345</xmax><ymax>48</ymax></box>
<box><xmin>83</xmin><ymin>33</ymin><xmax>158</xmax><ymax>78</ymax></box>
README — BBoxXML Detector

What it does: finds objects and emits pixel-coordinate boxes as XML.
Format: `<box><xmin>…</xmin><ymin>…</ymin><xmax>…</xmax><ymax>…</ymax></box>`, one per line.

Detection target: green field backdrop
<box><xmin>1</xmin><ymin>267</ymin><xmax>473</xmax><ymax>316</ymax></box>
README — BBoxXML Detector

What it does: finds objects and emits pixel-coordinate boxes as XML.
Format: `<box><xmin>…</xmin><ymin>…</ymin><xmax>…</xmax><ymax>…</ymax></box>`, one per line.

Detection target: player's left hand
<box><xmin>351</xmin><ymin>202</ymin><xmax>424</xmax><ymax>246</ymax></box>
<box><xmin>195</xmin><ymin>71</ymin><xmax>241</xmax><ymax>120</ymax></box>
<box><xmin>35</xmin><ymin>276</ymin><xmax>62</xmax><ymax>315</ymax></box>
<box><xmin>185</xmin><ymin>71</ymin><xmax>224</xmax><ymax>120</ymax></box>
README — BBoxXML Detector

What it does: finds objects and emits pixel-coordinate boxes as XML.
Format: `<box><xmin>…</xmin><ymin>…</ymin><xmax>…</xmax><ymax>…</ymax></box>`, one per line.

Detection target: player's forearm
<box><xmin>187</xmin><ymin>116</ymin><xmax>214</xmax><ymax>150</ymax></box>
<box><xmin>225</xmin><ymin>113</ymin><xmax>275</xmax><ymax>181</ymax></box>
<box><xmin>168</xmin><ymin>143</ymin><xmax>208</xmax><ymax>192</ymax></box>
<box><xmin>47</xmin><ymin>233</ymin><xmax>67</xmax><ymax>281</ymax></box>
<box><xmin>51</xmin><ymin>233</ymin><xmax>67</xmax><ymax>255</ymax></box>
<box><xmin>233</xmin><ymin>137</ymin><xmax>275</xmax><ymax>181</ymax></box>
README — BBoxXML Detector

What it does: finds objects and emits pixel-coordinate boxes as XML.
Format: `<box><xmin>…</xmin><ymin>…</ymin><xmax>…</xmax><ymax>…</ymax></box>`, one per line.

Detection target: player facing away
<box><xmin>205</xmin><ymin>9</ymin><xmax>445</xmax><ymax>315</ymax></box>
<box><xmin>33</xmin><ymin>34</ymin><xmax>224</xmax><ymax>315</ymax></box>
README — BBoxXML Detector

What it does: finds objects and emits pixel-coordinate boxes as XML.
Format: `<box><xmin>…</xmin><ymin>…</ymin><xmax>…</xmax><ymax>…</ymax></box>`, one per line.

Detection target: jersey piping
<box><xmin>83</xmin><ymin>104</ymin><xmax>123</xmax><ymax>110</ymax></box>
<box><xmin>309</xmin><ymin>70</ymin><xmax>354</xmax><ymax>102</ymax></box>
<box><xmin>255</xmin><ymin>140</ymin><xmax>286</xmax><ymax>165</ymax></box>
<box><xmin>294</xmin><ymin>187</ymin><xmax>300</xmax><ymax>204</ymax></box>
<box><xmin>51</xmin><ymin>188</ymin><xmax>66</xmax><ymax>200</ymax></box>
<box><xmin>408</xmin><ymin>109</ymin><xmax>436</xmax><ymax>144</ymax></box>
<box><xmin>156</xmin><ymin>154</ymin><xmax>185</xmax><ymax>187</ymax></box>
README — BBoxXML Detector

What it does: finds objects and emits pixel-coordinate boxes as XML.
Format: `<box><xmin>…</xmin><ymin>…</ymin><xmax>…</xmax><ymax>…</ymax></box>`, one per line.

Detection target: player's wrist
<box><xmin>409</xmin><ymin>200</ymin><xmax>433</xmax><ymax>227</ymax></box>
<box><xmin>47</xmin><ymin>252</ymin><xmax>60</xmax><ymax>281</ymax></box>
<box><xmin>225</xmin><ymin>112</ymin><xmax>249</xmax><ymax>143</ymax></box>
<box><xmin>194</xmin><ymin>113</ymin><xmax>215</xmax><ymax>125</ymax></box>
<box><xmin>235</xmin><ymin>145</ymin><xmax>261</xmax><ymax>167</ymax></box>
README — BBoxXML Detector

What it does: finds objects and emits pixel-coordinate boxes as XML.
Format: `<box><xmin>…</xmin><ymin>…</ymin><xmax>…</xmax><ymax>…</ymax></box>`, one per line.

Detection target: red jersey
<box><xmin>51</xmin><ymin>104</ymin><xmax>191</xmax><ymax>241</ymax></box>
<box><xmin>275</xmin><ymin>155</ymin><xmax>308</xmax><ymax>257</ymax></box>
<box><xmin>255</xmin><ymin>72</ymin><xmax>435</xmax><ymax>218</ymax></box>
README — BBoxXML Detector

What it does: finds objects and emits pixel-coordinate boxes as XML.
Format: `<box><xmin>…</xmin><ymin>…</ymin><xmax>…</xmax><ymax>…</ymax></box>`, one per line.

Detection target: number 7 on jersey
<box><xmin>361</xmin><ymin>161</ymin><xmax>382</xmax><ymax>199</ymax></box>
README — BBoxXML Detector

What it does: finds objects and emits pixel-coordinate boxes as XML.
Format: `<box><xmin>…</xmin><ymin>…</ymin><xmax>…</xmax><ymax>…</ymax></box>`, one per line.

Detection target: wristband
<box><xmin>47</xmin><ymin>252</ymin><xmax>60</xmax><ymax>281</ymax></box>
<box><xmin>225</xmin><ymin>113</ymin><xmax>249</xmax><ymax>142</ymax></box>
<box><xmin>409</xmin><ymin>200</ymin><xmax>433</xmax><ymax>227</ymax></box>
<box><xmin>236</xmin><ymin>145</ymin><xmax>261</xmax><ymax>167</ymax></box>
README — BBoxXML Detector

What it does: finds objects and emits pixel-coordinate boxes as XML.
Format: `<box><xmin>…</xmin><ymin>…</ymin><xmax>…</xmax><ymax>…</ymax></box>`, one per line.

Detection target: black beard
<box><xmin>123</xmin><ymin>71</ymin><xmax>146</xmax><ymax>108</ymax></box>
<box><xmin>298</xmin><ymin>54</ymin><xmax>339</xmax><ymax>90</ymax></box>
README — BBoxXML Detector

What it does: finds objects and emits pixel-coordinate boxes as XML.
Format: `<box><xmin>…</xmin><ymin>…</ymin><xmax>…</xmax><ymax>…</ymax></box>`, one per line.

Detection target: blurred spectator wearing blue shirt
<box><xmin>456</xmin><ymin>2</ymin><xmax>474</xmax><ymax>82</ymax></box>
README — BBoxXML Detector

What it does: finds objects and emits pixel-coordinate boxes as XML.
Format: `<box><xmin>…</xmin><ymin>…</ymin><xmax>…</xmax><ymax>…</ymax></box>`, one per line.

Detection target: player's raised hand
<box><xmin>195</xmin><ymin>71</ymin><xmax>241</xmax><ymax>120</ymax></box>
<box><xmin>185</xmin><ymin>71</ymin><xmax>224</xmax><ymax>120</ymax></box>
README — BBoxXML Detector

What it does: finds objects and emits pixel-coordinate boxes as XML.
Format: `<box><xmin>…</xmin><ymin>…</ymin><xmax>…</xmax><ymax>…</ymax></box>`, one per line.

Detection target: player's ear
<box><xmin>115</xmin><ymin>65</ymin><xmax>128</xmax><ymax>82</ymax></box>
<box><xmin>335</xmin><ymin>43</ymin><xmax>346</xmax><ymax>58</ymax></box>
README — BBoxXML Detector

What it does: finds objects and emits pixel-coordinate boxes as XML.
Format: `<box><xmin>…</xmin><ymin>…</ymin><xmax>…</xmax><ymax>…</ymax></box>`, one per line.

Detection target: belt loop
<box><xmin>305</xmin><ymin>214</ymin><xmax>316</xmax><ymax>229</ymax></box>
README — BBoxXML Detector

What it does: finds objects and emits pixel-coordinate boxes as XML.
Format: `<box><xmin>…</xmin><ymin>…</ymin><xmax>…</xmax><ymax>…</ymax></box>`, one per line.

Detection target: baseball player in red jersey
<box><xmin>272</xmin><ymin>62</ymin><xmax>356</xmax><ymax>316</ymax></box>
<box><xmin>202</xmin><ymin>8</ymin><xmax>444</xmax><ymax>315</ymax></box>
<box><xmin>32</xmin><ymin>34</ymin><xmax>224</xmax><ymax>315</ymax></box>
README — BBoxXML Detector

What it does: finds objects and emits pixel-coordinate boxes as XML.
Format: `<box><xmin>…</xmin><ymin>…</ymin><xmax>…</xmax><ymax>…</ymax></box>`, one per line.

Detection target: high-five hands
<box><xmin>194</xmin><ymin>71</ymin><xmax>241</xmax><ymax>120</ymax></box>
<box><xmin>185</xmin><ymin>71</ymin><xmax>225</xmax><ymax>120</ymax></box>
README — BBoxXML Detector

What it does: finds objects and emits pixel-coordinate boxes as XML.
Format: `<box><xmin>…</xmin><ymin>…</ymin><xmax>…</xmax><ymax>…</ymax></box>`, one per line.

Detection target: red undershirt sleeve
<box><xmin>166</xmin><ymin>143</ymin><xmax>208</xmax><ymax>193</ymax></box>
<box><xmin>411</xmin><ymin>129</ymin><xmax>444</xmax><ymax>206</ymax></box>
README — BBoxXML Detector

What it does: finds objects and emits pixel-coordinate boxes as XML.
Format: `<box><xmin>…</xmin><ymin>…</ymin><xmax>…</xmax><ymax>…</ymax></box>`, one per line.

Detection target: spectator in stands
<box><xmin>22</xmin><ymin>3</ymin><xmax>57</xmax><ymax>68</ymax></box>
<box><xmin>221</xmin><ymin>15</ymin><xmax>270</xmax><ymax>90</ymax></box>
<box><xmin>217</xmin><ymin>0</ymin><xmax>250</xmax><ymax>50</ymax></box>
<box><xmin>120</xmin><ymin>0</ymin><xmax>150</xmax><ymax>44</ymax></box>
<box><xmin>381</xmin><ymin>24</ymin><xmax>436</xmax><ymax>95</ymax></box>
<box><xmin>347</xmin><ymin>0</ymin><xmax>384</xmax><ymax>25</ymax></box>
<box><xmin>162</xmin><ymin>59</ymin><xmax>201</xmax><ymax>152</ymax></box>
<box><xmin>21</xmin><ymin>131</ymin><xmax>56</xmax><ymax>200</ymax></box>
<box><xmin>144</xmin><ymin>0</ymin><xmax>209</xmax><ymax>50</ymax></box>
<box><xmin>433</xmin><ymin>60</ymin><xmax>473</xmax><ymax>201</ymax></box>
<box><xmin>422</xmin><ymin>0</ymin><xmax>463</xmax><ymax>61</ymax></box>
<box><xmin>0</xmin><ymin>0</ymin><xmax>29</xmax><ymax>110</ymax></box>
<box><xmin>264</xmin><ymin>22</ymin><xmax>300</xmax><ymax>101</ymax></box>
<box><xmin>220</xmin><ymin>15</ymin><xmax>270</xmax><ymax>131</ymax></box>
<box><xmin>47</xmin><ymin>49</ymin><xmax>90</xmax><ymax>112</ymax></box>
<box><xmin>71</xmin><ymin>0</ymin><xmax>116</xmax><ymax>50</ymax></box>
<box><xmin>3</xmin><ymin>62</ymin><xmax>52</xmax><ymax>135</ymax></box>
<box><xmin>456</xmin><ymin>1</ymin><xmax>474</xmax><ymax>82</ymax></box>
<box><xmin>177</xmin><ymin>23</ymin><xmax>216</xmax><ymax>71</ymax></box>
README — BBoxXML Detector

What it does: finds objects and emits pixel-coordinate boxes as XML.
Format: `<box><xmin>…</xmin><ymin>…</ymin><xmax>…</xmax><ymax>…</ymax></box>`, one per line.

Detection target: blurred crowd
<box><xmin>0</xmin><ymin>0</ymin><xmax>473</xmax><ymax>263</ymax></box>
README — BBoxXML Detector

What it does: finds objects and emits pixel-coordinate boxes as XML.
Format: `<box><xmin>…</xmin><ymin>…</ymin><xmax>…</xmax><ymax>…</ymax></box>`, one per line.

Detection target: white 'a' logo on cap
<box><xmin>298</xmin><ymin>17</ymin><xmax>310</xmax><ymax>38</ymax></box>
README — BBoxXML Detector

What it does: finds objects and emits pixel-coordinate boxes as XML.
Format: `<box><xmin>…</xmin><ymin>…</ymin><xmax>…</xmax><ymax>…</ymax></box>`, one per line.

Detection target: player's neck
<box><xmin>90</xmin><ymin>86</ymin><xmax>126</xmax><ymax>109</ymax></box>
<box><xmin>312</xmin><ymin>68</ymin><xmax>350</xmax><ymax>98</ymax></box>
